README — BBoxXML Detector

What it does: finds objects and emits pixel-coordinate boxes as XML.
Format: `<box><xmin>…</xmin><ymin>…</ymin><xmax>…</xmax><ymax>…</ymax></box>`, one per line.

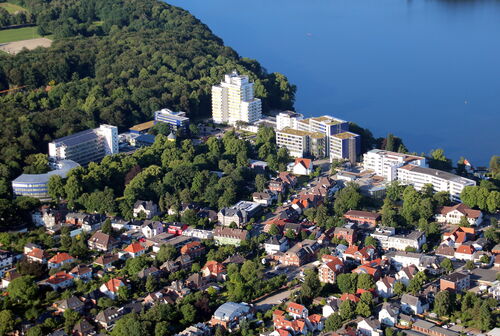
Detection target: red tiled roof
<box><xmin>47</xmin><ymin>271</ymin><xmax>73</xmax><ymax>284</ymax></box>
<box><xmin>104</xmin><ymin>278</ymin><xmax>124</xmax><ymax>293</ymax></box>
<box><xmin>48</xmin><ymin>252</ymin><xmax>74</xmax><ymax>264</ymax></box>
<box><xmin>344</xmin><ymin>210</ymin><xmax>381</xmax><ymax>220</ymax></box>
<box><xmin>295</xmin><ymin>158</ymin><xmax>312</xmax><ymax>169</ymax></box>
<box><xmin>202</xmin><ymin>260</ymin><xmax>225</xmax><ymax>275</ymax></box>
<box><xmin>124</xmin><ymin>242</ymin><xmax>145</xmax><ymax>253</ymax></box>
<box><xmin>340</xmin><ymin>293</ymin><xmax>360</xmax><ymax>303</ymax></box>
<box><xmin>456</xmin><ymin>245</ymin><xmax>475</xmax><ymax>255</ymax></box>
<box><xmin>287</xmin><ymin>302</ymin><xmax>306</xmax><ymax>313</ymax></box>
<box><xmin>26</xmin><ymin>247</ymin><xmax>47</xmax><ymax>260</ymax></box>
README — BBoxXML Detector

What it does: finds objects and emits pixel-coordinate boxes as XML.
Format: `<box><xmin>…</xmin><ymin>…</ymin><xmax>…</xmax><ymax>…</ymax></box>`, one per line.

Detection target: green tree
<box><xmin>26</xmin><ymin>326</ymin><xmax>43</xmax><ymax>336</ymax></box>
<box><xmin>255</xmin><ymin>174</ymin><xmax>267</xmax><ymax>192</ymax></box>
<box><xmin>356</xmin><ymin>301</ymin><xmax>372</xmax><ymax>317</ymax></box>
<box><xmin>0</xmin><ymin>310</ymin><xmax>15</xmax><ymax>336</ymax></box>
<box><xmin>47</xmin><ymin>175</ymin><xmax>66</xmax><ymax>201</ymax></box>
<box><xmin>464</xmin><ymin>260</ymin><xmax>475</xmax><ymax>271</ymax></box>
<box><xmin>180</xmin><ymin>303</ymin><xmax>196</xmax><ymax>325</ymax></box>
<box><xmin>325</xmin><ymin>313</ymin><xmax>343</xmax><ymax>331</ymax></box>
<box><xmin>407</xmin><ymin>271</ymin><xmax>427</xmax><ymax>294</ymax></box>
<box><xmin>433</xmin><ymin>291</ymin><xmax>451</xmax><ymax>317</ymax></box>
<box><xmin>357</xmin><ymin>274</ymin><xmax>375</xmax><ymax>290</ymax></box>
<box><xmin>118</xmin><ymin>285</ymin><xmax>131</xmax><ymax>301</ymax></box>
<box><xmin>64</xmin><ymin>309</ymin><xmax>81</xmax><ymax>333</ymax></box>
<box><xmin>101</xmin><ymin>218</ymin><xmax>112</xmax><ymax>234</ymax></box>
<box><xmin>381</xmin><ymin>199</ymin><xmax>398</xmax><ymax>228</ymax></box>
<box><xmin>393</xmin><ymin>282</ymin><xmax>405</xmax><ymax>296</ymax></box>
<box><xmin>385</xmin><ymin>134</ymin><xmax>395</xmax><ymax>152</ymax></box>
<box><xmin>157</xmin><ymin>244</ymin><xmax>177</xmax><ymax>263</ymax></box>
<box><xmin>301</xmin><ymin>269</ymin><xmax>321</xmax><ymax>301</ymax></box>
<box><xmin>478</xmin><ymin>303</ymin><xmax>492</xmax><ymax>331</ymax></box>
<box><xmin>269</xmin><ymin>224</ymin><xmax>280</xmax><ymax>236</ymax></box>
<box><xmin>334</xmin><ymin>183</ymin><xmax>362</xmax><ymax>216</ymax></box>
<box><xmin>364</xmin><ymin>236</ymin><xmax>378</xmax><ymax>248</ymax></box>
<box><xmin>440</xmin><ymin>258</ymin><xmax>453</xmax><ymax>273</ymax></box>
<box><xmin>285</xmin><ymin>229</ymin><xmax>296</xmax><ymax>240</ymax></box>
<box><xmin>8</xmin><ymin>276</ymin><xmax>38</xmax><ymax>304</ymax></box>
<box><xmin>339</xmin><ymin>299</ymin><xmax>355</xmax><ymax>320</ymax></box>
<box><xmin>111</xmin><ymin>314</ymin><xmax>148</xmax><ymax>336</ymax></box>
<box><xmin>145</xmin><ymin>275</ymin><xmax>158</xmax><ymax>293</ymax></box>
<box><xmin>336</xmin><ymin>273</ymin><xmax>357</xmax><ymax>294</ymax></box>
<box><xmin>429</xmin><ymin>149</ymin><xmax>452</xmax><ymax>171</ymax></box>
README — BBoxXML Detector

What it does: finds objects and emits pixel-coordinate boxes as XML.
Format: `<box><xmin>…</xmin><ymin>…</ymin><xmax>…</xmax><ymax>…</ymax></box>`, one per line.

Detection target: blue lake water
<box><xmin>168</xmin><ymin>0</ymin><xmax>500</xmax><ymax>165</ymax></box>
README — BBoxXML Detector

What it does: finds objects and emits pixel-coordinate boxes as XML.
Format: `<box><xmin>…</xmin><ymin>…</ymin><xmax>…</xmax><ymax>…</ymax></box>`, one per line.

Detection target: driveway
<box><xmin>254</xmin><ymin>286</ymin><xmax>300</xmax><ymax>312</ymax></box>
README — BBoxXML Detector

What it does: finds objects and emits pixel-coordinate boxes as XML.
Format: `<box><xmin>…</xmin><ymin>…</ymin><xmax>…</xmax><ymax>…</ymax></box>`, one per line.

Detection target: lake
<box><xmin>167</xmin><ymin>0</ymin><xmax>500</xmax><ymax>166</ymax></box>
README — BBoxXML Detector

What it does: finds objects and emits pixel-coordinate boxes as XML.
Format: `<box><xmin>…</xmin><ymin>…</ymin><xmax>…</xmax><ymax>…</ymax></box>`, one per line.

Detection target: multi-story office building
<box><xmin>276</xmin><ymin>111</ymin><xmax>304</xmax><ymax>130</ymax></box>
<box><xmin>397</xmin><ymin>165</ymin><xmax>476</xmax><ymax>202</ymax></box>
<box><xmin>363</xmin><ymin>149</ymin><xmax>427</xmax><ymax>181</ymax></box>
<box><xmin>48</xmin><ymin>124</ymin><xmax>118</xmax><ymax>165</ymax></box>
<box><xmin>12</xmin><ymin>160</ymin><xmax>80</xmax><ymax>200</ymax></box>
<box><xmin>275</xmin><ymin>113</ymin><xmax>359</xmax><ymax>161</ymax></box>
<box><xmin>212</xmin><ymin>71</ymin><xmax>262</xmax><ymax>125</ymax></box>
<box><xmin>276</xmin><ymin>128</ymin><xmax>328</xmax><ymax>158</ymax></box>
<box><xmin>330</xmin><ymin>132</ymin><xmax>360</xmax><ymax>164</ymax></box>
<box><xmin>154</xmin><ymin>108</ymin><xmax>189</xmax><ymax>129</ymax></box>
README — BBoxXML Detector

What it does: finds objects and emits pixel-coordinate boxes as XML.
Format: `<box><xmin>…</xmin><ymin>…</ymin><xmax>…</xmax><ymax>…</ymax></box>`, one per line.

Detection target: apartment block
<box><xmin>397</xmin><ymin>165</ymin><xmax>476</xmax><ymax>202</ymax></box>
<box><xmin>363</xmin><ymin>149</ymin><xmax>427</xmax><ymax>181</ymax></box>
<box><xmin>330</xmin><ymin>132</ymin><xmax>361</xmax><ymax>164</ymax></box>
<box><xmin>48</xmin><ymin>124</ymin><xmax>119</xmax><ymax>165</ymax></box>
<box><xmin>212</xmin><ymin>71</ymin><xmax>262</xmax><ymax>125</ymax></box>
<box><xmin>276</xmin><ymin>128</ymin><xmax>313</xmax><ymax>158</ymax></box>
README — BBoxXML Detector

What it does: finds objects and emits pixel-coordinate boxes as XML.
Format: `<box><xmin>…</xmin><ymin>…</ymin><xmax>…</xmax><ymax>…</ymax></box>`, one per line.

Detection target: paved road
<box><xmin>254</xmin><ymin>286</ymin><xmax>300</xmax><ymax>312</ymax></box>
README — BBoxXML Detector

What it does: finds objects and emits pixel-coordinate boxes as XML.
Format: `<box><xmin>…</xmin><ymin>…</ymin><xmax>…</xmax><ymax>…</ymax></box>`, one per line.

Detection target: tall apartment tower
<box><xmin>212</xmin><ymin>71</ymin><xmax>262</xmax><ymax>125</ymax></box>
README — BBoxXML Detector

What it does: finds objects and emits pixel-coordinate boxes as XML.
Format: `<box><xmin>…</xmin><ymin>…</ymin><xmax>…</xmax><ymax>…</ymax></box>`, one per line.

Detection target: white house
<box><xmin>264</xmin><ymin>236</ymin><xmax>289</xmax><ymax>255</ymax></box>
<box><xmin>288</xmin><ymin>158</ymin><xmax>313</xmax><ymax>176</ymax></box>
<box><xmin>435</xmin><ymin>203</ymin><xmax>483</xmax><ymax>226</ymax></box>
<box><xmin>357</xmin><ymin>318</ymin><xmax>383</xmax><ymax>336</ymax></box>
<box><xmin>376</xmin><ymin>276</ymin><xmax>396</xmax><ymax>299</ymax></box>
<box><xmin>391</xmin><ymin>251</ymin><xmax>422</xmax><ymax>270</ymax></box>
<box><xmin>322</xmin><ymin>297</ymin><xmax>339</xmax><ymax>318</ymax></box>
<box><xmin>47</xmin><ymin>252</ymin><xmax>74</xmax><ymax>269</ymax></box>
<box><xmin>141</xmin><ymin>220</ymin><xmax>164</xmax><ymax>238</ymax></box>
<box><xmin>133</xmin><ymin>200</ymin><xmax>159</xmax><ymax>219</ymax></box>
<box><xmin>396</xmin><ymin>265</ymin><xmax>418</xmax><ymax>286</ymax></box>
<box><xmin>379</xmin><ymin>302</ymin><xmax>399</xmax><ymax>327</ymax></box>
<box><xmin>99</xmin><ymin>278</ymin><xmax>126</xmax><ymax>299</ymax></box>
<box><xmin>46</xmin><ymin>272</ymin><xmax>74</xmax><ymax>290</ymax></box>
<box><xmin>287</xmin><ymin>302</ymin><xmax>308</xmax><ymax>319</ymax></box>
<box><xmin>401</xmin><ymin>294</ymin><xmax>424</xmax><ymax>315</ymax></box>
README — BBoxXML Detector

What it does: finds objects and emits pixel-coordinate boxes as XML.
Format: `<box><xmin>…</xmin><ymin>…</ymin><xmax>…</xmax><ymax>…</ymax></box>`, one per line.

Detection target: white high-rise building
<box><xmin>212</xmin><ymin>71</ymin><xmax>262</xmax><ymax>125</ymax></box>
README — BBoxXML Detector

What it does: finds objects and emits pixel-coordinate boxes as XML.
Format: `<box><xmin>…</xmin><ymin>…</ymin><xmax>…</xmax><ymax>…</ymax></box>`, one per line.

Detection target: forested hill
<box><xmin>0</xmin><ymin>0</ymin><xmax>296</xmax><ymax>182</ymax></box>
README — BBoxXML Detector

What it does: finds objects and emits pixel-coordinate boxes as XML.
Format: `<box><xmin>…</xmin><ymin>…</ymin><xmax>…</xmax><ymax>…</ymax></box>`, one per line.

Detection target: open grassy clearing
<box><xmin>0</xmin><ymin>26</ymin><xmax>41</xmax><ymax>43</ymax></box>
<box><xmin>0</xmin><ymin>2</ymin><xmax>27</xmax><ymax>14</ymax></box>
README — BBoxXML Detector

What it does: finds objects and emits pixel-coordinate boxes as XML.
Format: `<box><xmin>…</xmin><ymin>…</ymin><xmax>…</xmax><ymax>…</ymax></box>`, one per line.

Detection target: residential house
<box><xmin>396</xmin><ymin>265</ymin><xmax>418</xmax><ymax>286</ymax></box>
<box><xmin>278</xmin><ymin>240</ymin><xmax>320</xmax><ymax>266</ymax></box>
<box><xmin>133</xmin><ymin>200</ymin><xmax>159</xmax><ymax>219</ymax></box>
<box><xmin>143</xmin><ymin>291</ymin><xmax>175</xmax><ymax>307</ymax></box>
<box><xmin>25</xmin><ymin>247</ymin><xmax>48</xmax><ymax>264</ymax></box>
<box><xmin>334</xmin><ymin>227</ymin><xmax>357</xmax><ymax>246</ymax></box>
<box><xmin>454</xmin><ymin>244</ymin><xmax>475</xmax><ymax>260</ymax></box>
<box><xmin>391</xmin><ymin>251</ymin><xmax>423</xmax><ymax>270</ymax></box>
<box><xmin>435</xmin><ymin>244</ymin><xmax>455</xmax><ymax>259</ymax></box>
<box><xmin>185</xmin><ymin>273</ymin><xmax>207</xmax><ymax>290</ymax></box>
<box><xmin>357</xmin><ymin>318</ymin><xmax>383</xmax><ymax>336</ymax></box>
<box><xmin>66</xmin><ymin>213</ymin><xmax>105</xmax><ymax>229</ymax></box>
<box><xmin>218</xmin><ymin>201</ymin><xmax>261</xmax><ymax>227</ymax></box>
<box><xmin>213</xmin><ymin>226</ymin><xmax>248</xmax><ymax>246</ymax></box>
<box><xmin>137</xmin><ymin>266</ymin><xmax>161</xmax><ymax>280</ymax></box>
<box><xmin>46</xmin><ymin>271</ymin><xmax>74</xmax><ymax>290</ymax></box>
<box><xmin>343</xmin><ymin>245</ymin><xmax>376</xmax><ymax>263</ymax></box>
<box><xmin>289</xmin><ymin>158</ymin><xmax>313</xmax><ymax>175</ymax></box>
<box><xmin>412</xmin><ymin>319</ymin><xmax>460</xmax><ymax>336</ymax></box>
<box><xmin>94</xmin><ymin>253</ymin><xmax>118</xmax><ymax>269</ymax></box>
<box><xmin>48</xmin><ymin>252</ymin><xmax>74</xmax><ymax>269</ymax></box>
<box><xmin>379</xmin><ymin>302</ymin><xmax>399</xmax><ymax>327</ymax></box>
<box><xmin>273</xmin><ymin>310</ymin><xmax>310</xmax><ymax>335</ymax></box>
<box><xmin>180</xmin><ymin>241</ymin><xmax>205</xmax><ymax>258</ymax></box>
<box><xmin>401</xmin><ymin>294</ymin><xmax>425</xmax><ymax>315</ymax></box>
<box><xmin>435</xmin><ymin>203</ymin><xmax>483</xmax><ymax>226</ymax></box>
<box><xmin>142</xmin><ymin>220</ymin><xmax>164</xmax><ymax>238</ymax></box>
<box><xmin>209</xmin><ymin>302</ymin><xmax>254</xmax><ymax>331</ymax></box>
<box><xmin>201</xmin><ymin>260</ymin><xmax>226</xmax><ymax>281</ymax></box>
<box><xmin>376</xmin><ymin>276</ymin><xmax>396</xmax><ymax>299</ymax></box>
<box><xmin>441</xmin><ymin>227</ymin><xmax>476</xmax><ymax>248</ymax></box>
<box><xmin>166</xmin><ymin>280</ymin><xmax>191</xmax><ymax>299</ymax></box>
<box><xmin>340</xmin><ymin>293</ymin><xmax>360</xmax><ymax>303</ymax></box>
<box><xmin>69</xmin><ymin>265</ymin><xmax>92</xmax><ymax>281</ymax></box>
<box><xmin>174</xmin><ymin>323</ymin><xmax>212</xmax><ymax>336</ymax></box>
<box><xmin>371</xmin><ymin>227</ymin><xmax>426</xmax><ymax>252</ymax></box>
<box><xmin>95</xmin><ymin>303</ymin><xmax>142</xmax><ymax>330</ymax></box>
<box><xmin>182</xmin><ymin>227</ymin><xmax>214</xmax><ymax>240</ymax></box>
<box><xmin>53</xmin><ymin>296</ymin><xmax>84</xmax><ymax>313</ymax></box>
<box><xmin>0</xmin><ymin>251</ymin><xmax>14</xmax><ymax>278</ymax></box>
<box><xmin>287</xmin><ymin>302</ymin><xmax>308</xmax><ymax>319</ymax></box>
<box><xmin>121</xmin><ymin>242</ymin><xmax>146</xmax><ymax>258</ymax></box>
<box><xmin>88</xmin><ymin>231</ymin><xmax>117</xmax><ymax>252</ymax></box>
<box><xmin>264</xmin><ymin>236</ymin><xmax>289</xmax><ymax>255</ymax></box>
<box><xmin>279</xmin><ymin>172</ymin><xmax>298</xmax><ymax>188</ymax></box>
<box><xmin>344</xmin><ymin>210</ymin><xmax>381</xmax><ymax>227</ymax></box>
<box><xmin>319</xmin><ymin>257</ymin><xmax>344</xmax><ymax>284</ymax></box>
<box><xmin>352</xmin><ymin>263</ymin><xmax>381</xmax><ymax>280</ymax></box>
<box><xmin>253</xmin><ymin>190</ymin><xmax>277</xmax><ymax>206</ymax></box>
<box><xmin>1</xmin><ymin>269</ymin><xmax>20</xmax><ymax>289</ymax></box>
<box><xmin>322</xmin><ymin>297</ymin><xmax>339</xmax><ymax>317</ymax></box>
<box><xmin>99</xmin><ymin>278</ymin><xmax>126</xmax><ymax>299</ymax></box>
<box><xmin>440</xmin><ymin>272</ymin><xmax>470</xmax><ymax>292</ymax></box>
<box><xmin>72</xmin><ymin>320</ymin><xmax>96</xmax><ymax>336</ymax></box>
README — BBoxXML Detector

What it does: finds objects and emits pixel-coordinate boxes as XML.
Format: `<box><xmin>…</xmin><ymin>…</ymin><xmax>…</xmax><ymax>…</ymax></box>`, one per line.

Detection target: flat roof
<box><xmin>53</xmin><ymin>128</ymin><xmax>98</xmax><ymax>147</ymax></box>
<box><xmin>130</xmin><ymin>120</ymin><xmax>155</xmax><ymax>132</ymax></box>
<box><xmin>399</xmin><ymin>165</ymin><xmax>475</xmax><ymax>184</ymax></box>
<box><xmin>332</xmin><ymin>132</ymin><xmax>359</xmax><ymax>140</ymax></box>
<box><xmin>13</xmin><ymin>160</ymin><xmax>80</xmax><ymax>184</ymax></box>
<box><xmin>278</xmin><ymin>127</ymin><xmax>310</xmax><ymax>137</ymax></box>
<box><xmin>310</xmin><ymin>115</ymin><xmax>346</xmax><ymax>125</ymax></box>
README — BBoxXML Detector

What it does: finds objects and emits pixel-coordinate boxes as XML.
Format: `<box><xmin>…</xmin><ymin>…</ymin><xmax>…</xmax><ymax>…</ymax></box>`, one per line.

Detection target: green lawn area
<box><xmin>0</xmin><ymin>26</ymin><xmax>41</xmax><ymax>43</ymax></box>
<box><xmin>0</xmin><ymin>2</ymin><xmax>27</xmax><ymax>14</ymax></box>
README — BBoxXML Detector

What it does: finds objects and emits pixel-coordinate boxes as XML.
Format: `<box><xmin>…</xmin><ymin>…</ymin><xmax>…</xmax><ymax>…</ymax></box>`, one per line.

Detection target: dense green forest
<box><xmin>0</xmin><ymin>0</ymin><xmax>295</xmax><ymax>179</ymax></box>
<box><xmin>0</xmin><ymin>0</ymin><xmax>296</xmax><ymax>226</ymax></box>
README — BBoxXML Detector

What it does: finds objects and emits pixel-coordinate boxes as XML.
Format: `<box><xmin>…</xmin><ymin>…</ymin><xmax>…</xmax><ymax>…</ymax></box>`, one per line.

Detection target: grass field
<box><xmin>0</xmin><ymin>26</ymin><xmax>41</xmax><ymax>44</ymax></box>
<box><xmin>0</xmin><ymin>2</ymin><xmax>27</xmax><ymax>14</ymax></box>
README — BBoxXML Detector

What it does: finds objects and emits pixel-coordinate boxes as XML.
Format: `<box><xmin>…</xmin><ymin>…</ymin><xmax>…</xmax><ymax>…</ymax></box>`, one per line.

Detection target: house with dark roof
<box><xmin>440</xmin><ymin>272</ymin><xmax>470</xmax><ymax>292</ymax></box>
<box><xmin>94</xmin><ymin>253</ymin><xmax>118</xmax><ymax>269</ymax></box>
<box><xmin>133</xmin><ymin>200</ymin><xmax>159</xmax><ymax>219</ymax></box>
<box><xmin>53</xmin><ymin>296</ymin><xmax>84</xmax><ymax>313</ymax></box>
<box><xmin>69</xmin><ymin>265</ymin><xmax>92</xmax><ymax>281</ymax></box>
<box><xmin>213</xmin><ymin>226</ymin><xmax>248</xmax><ymax>246</ymax></box>
<box><xmin>88</xmin><ymin>231</ymin><xmax>117</xmax><ymax>251</ymax></box>
<box><xmin>278</xmin><ymin>240</ymin><xmax>320</xmax><ymax>266</ymax></box>
<box><xmin>264</xmin><ymin>236</ymin><xmax>289</xmax><ymax>255</ymax></box>
<box><xmin>401</xmin><ymin>294</ymin><xmax>425</xmax><ymax>315</ymax></box>
<box><xmin>376</xmin><ymin>276</ymin><xmax>396</xmax><ymax>298</ymax></box>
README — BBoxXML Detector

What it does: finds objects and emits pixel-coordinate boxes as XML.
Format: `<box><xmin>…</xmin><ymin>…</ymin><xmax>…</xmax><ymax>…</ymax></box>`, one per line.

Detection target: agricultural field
<box><xmin>0</xmin><ymin>1</ymin><xmax>27</xmax><ymax>14</ymax></box>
